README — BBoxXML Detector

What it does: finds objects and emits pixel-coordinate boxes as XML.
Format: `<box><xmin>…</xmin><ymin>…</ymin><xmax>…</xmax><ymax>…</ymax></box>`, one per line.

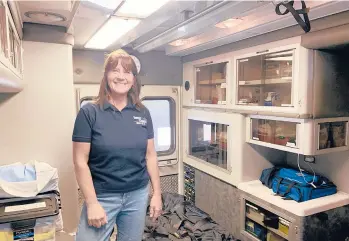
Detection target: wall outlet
<box><xmin>304</xmin><ymin>156</ymin><xmax>316</xmax><ymax>163</ymax></box>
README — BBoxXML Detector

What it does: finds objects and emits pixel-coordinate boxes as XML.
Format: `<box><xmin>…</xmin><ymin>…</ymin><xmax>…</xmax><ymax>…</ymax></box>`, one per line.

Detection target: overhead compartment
<box><xmin>183</xmin><ymin>37</ymin><xmax>349</xmax><ymax>118</ymax></box>
<box><xmin>182</xmin><ymin>54</ymin><xmax>232</xmax><ymax>109</ymax></box>
<box><xmin>246</xmin><ymin>115</ymin><xmax>349</xmax><ymax>155</ymax></box>
<box><xmin>0</xmin><ymin>0</ymin><xmax>23</xmax><ymax>93</ymax></box>
<box><xmin>301</xmin><ymin>23</ymin><xmax>349</xmax><ymax>49</ymax></box>
<box><xmin>232</xmin><ymin>39</ymin><xmax>349</xmax><ymax>118</ymax></box>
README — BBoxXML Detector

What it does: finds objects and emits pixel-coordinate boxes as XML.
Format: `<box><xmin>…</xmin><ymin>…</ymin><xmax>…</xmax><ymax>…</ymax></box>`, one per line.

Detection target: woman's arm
<box><xmin>146</xmin><ymin>138</ymin><xmax>162</xmax><ymax>220</ymax></box>
<box><xmin>73</xmin><ymin>141</ymin><xmax>107</xmax><ymax>228</ymax></box>
<box><xmin>73</xmin><ymin>142</ymin><xmax>97</xmax><ymax>205</ymax></box>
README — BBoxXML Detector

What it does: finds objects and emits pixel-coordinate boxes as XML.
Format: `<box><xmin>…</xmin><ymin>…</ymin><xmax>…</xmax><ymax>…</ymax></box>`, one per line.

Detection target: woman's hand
<box><xmin>86</xmin><ymin>202</ymin><xmax>108</xmax><ymax>228</ymax></box>
<box><xmin>149</xmin><ymin>194</ymin><xmax>162</xmax><ymax>222</ymax></box>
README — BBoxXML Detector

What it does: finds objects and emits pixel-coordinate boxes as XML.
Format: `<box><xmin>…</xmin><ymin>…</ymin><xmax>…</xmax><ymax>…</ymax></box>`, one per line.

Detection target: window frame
<box><xmin>188</xmin><ymin>119</ymin><xmax>229</xmax><ymax>171</ymax></box>
<box><xmin>141</xmin><ymin>96</ymin><xmax>176</xmax><ymax>157</ymax></box>
<box><xmin>79</xmin><ymin>96</ymin><xmax>95</xmax><ymax>109</ymax></box>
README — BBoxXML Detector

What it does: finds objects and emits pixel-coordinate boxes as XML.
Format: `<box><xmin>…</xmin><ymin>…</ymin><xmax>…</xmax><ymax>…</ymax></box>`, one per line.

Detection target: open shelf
<box><xmin>241</xmin><ymin>230</ymin><xmax>261</xmax><ymax>241</ymax></box>
<box><xmin>246</xmin><ymin>213</ymin><xmax>288</xmax><ymax>240</ymax></box>
<box><xmin>239</xmin><ymin>180</ymin><xmax>349</xmax><ymax>217</ymax></box>
<box><xmin>239</xmin><ymin>77</ymin><xmax>292</xmax><ymax>86</ymax></box>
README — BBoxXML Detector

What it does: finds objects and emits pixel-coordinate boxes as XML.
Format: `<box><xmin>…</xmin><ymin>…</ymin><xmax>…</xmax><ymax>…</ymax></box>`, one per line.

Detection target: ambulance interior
<box><xmin>1</xmin><ymin>0</ymin><xmax>349</xmax><ymax>240</ymax></box>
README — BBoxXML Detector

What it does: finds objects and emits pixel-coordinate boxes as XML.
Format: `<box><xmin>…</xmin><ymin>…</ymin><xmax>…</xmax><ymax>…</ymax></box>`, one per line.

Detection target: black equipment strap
<box><xmin>275</xmin><ymin>0</ymin><xmax>311</xmax><ymax>33</ymax></box>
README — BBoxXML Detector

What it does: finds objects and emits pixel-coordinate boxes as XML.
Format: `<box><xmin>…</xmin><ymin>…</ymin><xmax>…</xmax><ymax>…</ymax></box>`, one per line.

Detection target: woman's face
<box><xmin>107</xmin><ymin>59</ymin><xmax>134</xmax><ymax>96</ymax></box>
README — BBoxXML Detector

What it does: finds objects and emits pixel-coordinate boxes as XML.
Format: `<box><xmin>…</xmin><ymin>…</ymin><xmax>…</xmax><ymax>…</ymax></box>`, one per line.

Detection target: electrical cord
<box><xmin>297</xmin><ymin>153</ymin><xmax>317</xmax><ymax>188</ymax></box>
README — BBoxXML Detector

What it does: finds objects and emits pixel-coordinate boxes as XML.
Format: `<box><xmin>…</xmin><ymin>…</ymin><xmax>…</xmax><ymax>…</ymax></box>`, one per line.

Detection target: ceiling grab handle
<box><xmin>274</xmin><ymin>0</ymin><xmax>311</xmax><ymax>33</ymax></box>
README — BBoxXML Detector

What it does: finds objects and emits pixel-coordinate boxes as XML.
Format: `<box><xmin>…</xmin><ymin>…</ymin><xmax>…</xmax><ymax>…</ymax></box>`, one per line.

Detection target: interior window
<box><xmin>142</xmin><ymin>98</ymin><xmax>175</xmax><ymax>155</ymax></box>
<box><xmin>189</xmin><ymin>119</ymin><xmax>228</xmax><ymax>170</ymax></box>
<box><xmin>80</xmin><ymin>97</ymin><xmax>94</xmax><ymax>108</ymax></box>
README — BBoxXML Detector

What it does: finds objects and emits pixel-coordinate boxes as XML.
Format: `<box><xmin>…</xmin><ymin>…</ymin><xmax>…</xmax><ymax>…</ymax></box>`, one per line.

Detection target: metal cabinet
<box><xmin>0</xmin><ymin>0</ymin><xmax>23</xmax><ymax>93</ymax></box>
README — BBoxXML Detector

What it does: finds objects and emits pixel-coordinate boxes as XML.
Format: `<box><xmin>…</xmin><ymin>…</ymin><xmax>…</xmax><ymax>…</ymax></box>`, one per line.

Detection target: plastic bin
<box><xmin>0</xmin><ymin>191</ymin><xmax>60</xmax><ymax>241</ymax></box>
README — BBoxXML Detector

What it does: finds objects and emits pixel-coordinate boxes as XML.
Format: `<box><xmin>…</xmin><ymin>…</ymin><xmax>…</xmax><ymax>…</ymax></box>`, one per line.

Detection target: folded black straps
<box><xmin>275</xmin><ymin>0</ymin><xmax>311</xmax><ymax>33</ymax></box>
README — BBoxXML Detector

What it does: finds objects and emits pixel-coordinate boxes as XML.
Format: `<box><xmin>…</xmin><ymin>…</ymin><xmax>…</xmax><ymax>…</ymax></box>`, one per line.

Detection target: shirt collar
<box><xmin>103</xmin><ymin>99</ymin><xmax>137</xmax><ymax>111</ymax></box>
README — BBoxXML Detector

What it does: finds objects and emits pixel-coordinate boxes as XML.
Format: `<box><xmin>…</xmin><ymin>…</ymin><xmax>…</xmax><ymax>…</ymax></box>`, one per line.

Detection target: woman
<box><xmin>72</xmin><ymin>49</ymin><xmax>162</xmax><ymax>241</ymax></box>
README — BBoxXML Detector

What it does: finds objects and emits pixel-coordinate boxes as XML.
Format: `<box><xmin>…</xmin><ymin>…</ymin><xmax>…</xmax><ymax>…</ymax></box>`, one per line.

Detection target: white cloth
<box><xmin>0</xmin><ymin>161</ymin><xmax>63</xmax><ymax>231</ymax></box>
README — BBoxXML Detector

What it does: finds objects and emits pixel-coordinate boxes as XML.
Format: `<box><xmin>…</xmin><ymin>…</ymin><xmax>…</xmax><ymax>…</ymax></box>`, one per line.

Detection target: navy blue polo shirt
<box><xmin>72</xmin><ymin>100</ymin><xmax>154</xmax><ymax>194</ymax></box>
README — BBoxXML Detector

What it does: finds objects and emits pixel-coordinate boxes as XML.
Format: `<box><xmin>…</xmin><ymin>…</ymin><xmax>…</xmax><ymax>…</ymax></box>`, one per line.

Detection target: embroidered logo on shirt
<box><xmin>133</xmin><ymin>116</ymin><xmax>147</xmax><ymax>126</ymax></box>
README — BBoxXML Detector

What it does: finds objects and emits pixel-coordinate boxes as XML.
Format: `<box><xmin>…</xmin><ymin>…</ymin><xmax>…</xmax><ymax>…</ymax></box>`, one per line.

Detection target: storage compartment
<box><xmin>267</xmin><ymin>231</ymin><xmax>286</xmax><ymax>241</ymax></box>
<box><xmin>245</xmin><ymin>218</ymin><xmax>267</xmax><ymax>241</ymax></box>
<box><xmin>195</xmin><ymin>61</ymin><xmax>227</xmax><ymax>105</ymax></box>
<box><xmin>0</xmin><ymin>5</ymin><xmax>7</xmax><ymax>58</ymax></box>
<box><xmin>0</xmin><ymin>217</ymin><xmax>56</xmax><ymax>241</ymax></box>
<box><xmin>278</xmin><ymin>218</ymin><xmax>290</xmax><ymax>237</ymax></box>
<box><xmin>237</xmin><ymin>49</ymin><xmax>294</xmax><ymax>107</ymax></box>
<box><xmin>0</xmin><ymin>192</ymin><xmax>60</xmax><ymax>241</ymax></box>
<box><xmin>0</xmin><ymin>1</ymin><xmax>23</xmax><ymax>93</ymax></box>
<box><xmin>243</xmin><ymin>200</ymin><xmax>290</xmax><ymax>241</ymax></box>
<box><xmin>6</xmin><ymin>13</ymin><xmax>22</xmax><ymax>75</ymax></box>
<box><xmin>188</xmin><ymin>119</ymin><xmax>228</xmax><ymax>170</ymax></box>
<box><xmin>318</xmin><ymin>121</ymin><xmax>348</xmax><ymax>150</ymax></box>
<box><xmin>250</xmin><ymin>118</ymin><xmax>298</xmax><ymax>149</ymax></box>
<box><xmin>247</xmin><ymin>116</ymin><xmax>349</xmax><ymax>155</ymax></box>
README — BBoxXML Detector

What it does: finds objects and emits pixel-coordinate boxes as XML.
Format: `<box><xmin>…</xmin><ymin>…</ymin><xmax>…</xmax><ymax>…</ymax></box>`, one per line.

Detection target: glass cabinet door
<box><xmin>251</xmin><ymin>119</ymin><xmax>298</xmax><ymax>148</ymax></box>
<box><xmin>188</xmin><ymin>119</ymin><xmax>228</xmax><ymax>170</ymax></box>
<box><xmin>318</xmin><ymin>121</ymin><xmax>348</xmax><ymax>150</ymax></box>
<box><xmin>0</xmin><ymin>6</ymin><xmax>7</xmax><ymax>58</ymax></box>
<box><xmin>195</xmin><ymin>61</ymin><xmax>227</xmax><ymax>105</ymax></box>
<box><xmin>237</xmin><ymin>49</ymin><xmax>294</xmax><ymax>107</ymax></box>
<box><xmin>14</xmin><ymin>38</ymin><xmax>21</xmax><ymax>72</ymax></box>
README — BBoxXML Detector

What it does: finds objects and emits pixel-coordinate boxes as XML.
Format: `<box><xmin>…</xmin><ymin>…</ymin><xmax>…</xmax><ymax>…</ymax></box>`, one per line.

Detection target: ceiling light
<box><xmin>85</xmin><ymin>17</ymin><xmax>140</xmax><ymax>49</ymax></box>
<box><xmin>169</xmin><ymin>37</ymin><xmax>196</xmax><ymax>47</ymax></box>
<box><xmin>169</xmin><ymin>39</ymin><xmax>188</xmax><ymax>47</ymax></box>
<box><xmin>215</xmin><ymin>18</ymin><xmax>243</xmax><ymax>29</ymax></box>
<box><xmin>86</xmin><ymin>0</ymin><xmax>123</xmax><ymax>10</ymax></box>
<box><xmin>117</xmin><ymin>0</ymin><xmax>170</xmax><ymax>18</ymax></box>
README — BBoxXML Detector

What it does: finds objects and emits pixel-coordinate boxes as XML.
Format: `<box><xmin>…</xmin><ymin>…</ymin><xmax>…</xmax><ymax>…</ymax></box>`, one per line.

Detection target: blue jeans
<box><xmin>75</xmin><ymin>184</ymin><xmax>149</xmax><ymax>241</ymax></box>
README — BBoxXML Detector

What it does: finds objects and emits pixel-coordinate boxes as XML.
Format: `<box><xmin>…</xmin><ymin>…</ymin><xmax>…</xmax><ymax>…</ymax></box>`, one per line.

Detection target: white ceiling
<box><xmin>16</xmin><ymin>0</ymin><xmax>349</xmax><ymax>56</ymax></box>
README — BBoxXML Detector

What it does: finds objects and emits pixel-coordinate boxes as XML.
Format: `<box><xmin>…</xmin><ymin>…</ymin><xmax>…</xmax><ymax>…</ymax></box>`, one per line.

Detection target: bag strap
<box><xmin>275</xmin><ymin>0</ymin><xmax>311</xmax><ymax>33</ymax></box>
<box><xmin>279</xmin><ymin>182</ymin><xmax>295</xmax><ymax>197</ymax></box>
<box><xmin>275</xmin><ymin>178</ymin><xmax>303</xmax><ymax>202</ymax></box>
<box><xmin>275</xmin><ymin>178</ymin><xmax>283</xmax><ymax>195</ymax></box>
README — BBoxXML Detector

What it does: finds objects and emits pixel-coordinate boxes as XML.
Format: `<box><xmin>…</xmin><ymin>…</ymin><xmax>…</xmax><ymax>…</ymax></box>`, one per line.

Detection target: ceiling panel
<box><xmin>165</xmin><ymin>0</ymin><xmax>349</xmax><ymax>56</ymax></box>
<box><xmin>73</xmin><ymin>1</ymin><xmax>113</xmax><ymax>48</ymax></box>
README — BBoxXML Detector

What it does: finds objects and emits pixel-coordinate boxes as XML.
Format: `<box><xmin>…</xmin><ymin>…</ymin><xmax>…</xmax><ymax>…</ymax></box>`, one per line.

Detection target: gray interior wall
<box><xmin>73</xmin><ymin>49</ymin><xmax>183</xmax><ymax>85</ymax></box>
<box><xmin>23</xmin><ymin>23</ymin><xmax>74</xmax><ymax>46</ymax></box>
<box><xmin>195</xmin><ymin>169</ymin><xmax>241</xmax><ymax>239</ymax></box>
<box><xmin>182</xmin><ymin>10</ymin><xmax>349</xmax><ymax>63</ymax></box>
